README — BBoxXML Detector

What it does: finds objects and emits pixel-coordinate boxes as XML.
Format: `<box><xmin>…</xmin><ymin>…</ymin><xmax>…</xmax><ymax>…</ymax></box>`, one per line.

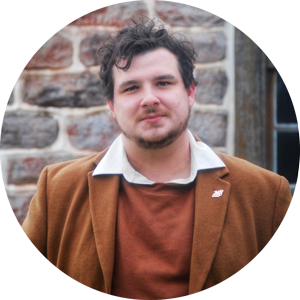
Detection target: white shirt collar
<box><xmin>92</xmin><ymin>130</ymin><xmax>225</xmax><ymax>185</ymax></box>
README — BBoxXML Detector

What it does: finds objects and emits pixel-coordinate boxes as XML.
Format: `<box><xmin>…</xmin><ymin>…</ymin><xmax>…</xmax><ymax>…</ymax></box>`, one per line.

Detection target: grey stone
<box><xmin>80</xmin><ymin>32</ymin><xmax>110</xmax><ymax>67</ymax></box>
<box><xmin>195</xmin><ymin>69</ymin><xmax>228</xmax><ymax>104</ymax></box>
<box><xmin>191</xmin><ymin>32</ymin><xmax>226</xmax><ymax>63</ymax></box>
<box><xmin>71</xmin><ymin>2</ymin><xmax>148</xmax><ymax>26</ymax></box>
<box><xmin>0</xmin><ymin>29</ymin><xmax>73</xmax><ymax>68</ymax></box>
<box><xmin>7</xmin><ymin>155</ymin><xmax>82</xmax><ymax>185</ymax></box>
<box><xmin>155</xmin><ymin>1</ymin><xmax>224</xmax><ymax>27</ymax></box>
<box><xmin>0</xmin><ymin>111</ymin><xmax>58</xmax><ymax>148</ymax></box>
<box><xmin>188</xmin><ymin>110</ymin><xmax>227</xmax><ymax>147</ymax></box>
<box><xmin>0</xmin><ymin>73</ymin><xmax>15</xmax><ymax>105</ymax></box>
<box><xmin>0</xmin><ymin>0</ymin><xmax>44</xmax><ymax>25</ymax></box>
<box><xmin>67</xmin><ymin>111</ymin><xmax>121</xmax><ymax>151</ymax></box>
<box><xmin>0</xmin><ymin>224</ymin><xmax>20</xmax><ymax>269</ymax></box>
<box><xmin>23</xmin><ymin>72</ymin><xmax>106</xmax><ymax>107</ymax></box>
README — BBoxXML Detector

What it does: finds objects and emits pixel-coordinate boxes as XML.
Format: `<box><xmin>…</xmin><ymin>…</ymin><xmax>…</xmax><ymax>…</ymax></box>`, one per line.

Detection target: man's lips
<box><xmin>140</xmin><ymin>114</ymin><xmax>165</xmax><ymax>123</ymax></box>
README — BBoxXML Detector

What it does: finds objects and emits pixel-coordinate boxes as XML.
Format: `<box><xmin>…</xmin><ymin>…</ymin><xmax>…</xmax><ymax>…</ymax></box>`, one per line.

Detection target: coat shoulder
<box><xmin>215</xmin><ymin>151</ymin><xmax>282</xmax><ymax>183</ymax></box>
<box><xmin>45</xmin><ymin>149</ymin><xmax>107</xmax><ymax>182</ymax></box>
<box><xmin>32</xmin><ymin>149</ymin><xmax>111</xmax><ymax>223</ymax></box>
<box><xmin>212</xmin><ymin>153</ymin><xmax>294</xmax><ymax>217</ymax></box>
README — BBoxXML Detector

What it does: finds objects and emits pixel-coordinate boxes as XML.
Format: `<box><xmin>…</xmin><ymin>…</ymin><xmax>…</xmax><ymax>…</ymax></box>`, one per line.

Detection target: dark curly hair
<box><xmin>98</xmin><ymin>17</ymin><xmax>198</xmax><ymax>101</ymax></box>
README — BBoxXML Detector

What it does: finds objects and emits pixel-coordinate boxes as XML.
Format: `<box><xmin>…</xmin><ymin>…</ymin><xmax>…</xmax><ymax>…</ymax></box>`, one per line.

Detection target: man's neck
<box><xmin>122</xmin><ymin>131</ymin><xmax>191</xmax><ymax>183</ymax></box>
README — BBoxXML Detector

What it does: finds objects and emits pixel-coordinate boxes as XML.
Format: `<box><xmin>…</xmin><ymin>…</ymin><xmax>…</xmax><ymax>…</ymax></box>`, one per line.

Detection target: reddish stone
<box><xmin>7</xmin><ymin>192</ymin><xmax>35</xmax><ymax>225</ymax></box>
<box><xmin>188</xmin><ymin>111</ymin><xmax>227</xmax><ymax>147</ymax></box>
<box><xmin>80</xmin><ymin>32</ymin><xmax>110</xmax><ymax>67</ymax></box>
<box><xmin>0</xmin><ymin>30</ymin><xmax>73</xmax><ymax>68</ymax></box>
<box><xmin>70</xmin><ymin>2</ymin><xmax>148</xmax><ymax>27</ymax></box>
<box><xmin>6</xmin><ymin>155</ymin><xmax>81</xmax><ymax>185</ymax></box>
<box><xmin>155</xmin><ymin>1</ymin><xmax>224</xmax><ymax>27</ymax></box>
<box><xmin>0</xmin><ymin>73</ymin><xmax>15</xmax><ymax>105</ymax></box>
<box><xmin>0</xmin><ymin>0</ymin><xmax>44</xmax><ymax>25</ymax></box>
<box><xmin>23</xmin><ymin>72</ymin><xmax>106</xmax><ymax>107</ymax></box>
<box><xmin>67</xmin><ymin>111</ymin><xmax>121</xmax><ymax>151</ymax></box>
<box><xmin>195</xmin><ymin>69</ymin><xmax>228</xmax><ymax>105</ymax></box>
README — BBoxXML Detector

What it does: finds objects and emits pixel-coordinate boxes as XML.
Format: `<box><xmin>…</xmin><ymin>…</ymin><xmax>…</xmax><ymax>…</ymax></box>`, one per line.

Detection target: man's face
<box><xmin>108</xmin><ymin>48</ymin><xmax>195</xmax><ymax>149</ymax></box>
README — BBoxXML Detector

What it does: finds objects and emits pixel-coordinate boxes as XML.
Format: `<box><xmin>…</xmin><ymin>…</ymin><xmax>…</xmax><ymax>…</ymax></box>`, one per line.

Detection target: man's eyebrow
<box><xmin>118</xmin><ymin>80</ymin><xmax>141</xmax><ymax>90</ymax></box>
<box><xmin>153</xmin><ymin>75</ymin><xmax>176</xmax><ymax>81</ymax></box>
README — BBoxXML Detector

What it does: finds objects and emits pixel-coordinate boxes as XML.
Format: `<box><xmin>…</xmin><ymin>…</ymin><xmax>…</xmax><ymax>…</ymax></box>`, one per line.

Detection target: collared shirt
<box><xmin>92</xmin><ymin>130</ymin><xmax>225</xmax><ymax>185</ymax></box>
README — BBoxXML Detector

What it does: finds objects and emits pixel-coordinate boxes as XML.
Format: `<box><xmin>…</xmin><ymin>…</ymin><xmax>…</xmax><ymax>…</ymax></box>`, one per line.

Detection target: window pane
<box><xmin>277</xmin><ymin>75</ymin><xmax>297</xmax><ymax>124</ymax></box>
<box><xmin>276</xmin><ymin>1</ymin><xmax>298</xmax><ymax>53</ymax></box>
<box><xmin>277</xmin><ymin>131</ymin><xmax>300</xmax><ymax>183</ymax></box>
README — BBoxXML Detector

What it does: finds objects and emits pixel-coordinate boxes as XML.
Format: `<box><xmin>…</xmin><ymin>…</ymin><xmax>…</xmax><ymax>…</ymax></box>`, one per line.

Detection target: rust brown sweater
<box><xmin>111</xmin><ymin>177</ymin><xmax>196</xmax><ymax>299</ymax></box>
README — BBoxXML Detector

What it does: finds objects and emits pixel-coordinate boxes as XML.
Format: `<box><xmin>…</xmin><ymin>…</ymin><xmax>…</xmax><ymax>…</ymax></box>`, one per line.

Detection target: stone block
<box><xmin>6</xmin><ymin>191</ymin><xmax>35</xmax><ymax>225</ymax></box>
<box><xmin>191</xmin><ymin>32</ymin><xmax>226</xmax><ymax>63</ymax></box>
<box><xmin>0</xmin><ymin>73</ymin><xmax>15</xmax><ymax>105</ymax></box>
<box><xmin>23</xmin><ymin>72</ymin><xmax>106</xmax><ymax>107</ymax></box>
<box><xmin>80</xmin><ymin>32</ymin><xmax>110</xmax><ymax>67</ymax></box>
<box><xmin>0</xmin><ymin>111</ymin><xmax>58</xmax><ymax>149</ymax></box>
<box><xmin>67</xmin><ymin>111</ymin><xmax>121</xmax><ymax>151</ymax></box>
<box><xmin>6</xmin><ymin>155</ymin><xmax>82</xmax><ymax>185</ymax></box>
<box><xmin>0</xmin><ymin>224</ymin><xmax>21</xmax><ymax>269</ymax></box>
<box><xmin>70</xmin><ymin>2</ymin><xmax>148</xmax><ymax>26</ymax></box>
<box><xmin>0</xmin><ymin>29</ymin><xmax>73</xmax><ymax>68</ymax></box>
<box><xmin>0</xmin><ymin>0</ymin><xmax>44</xmax><ymax>25</ymax></box>
<box><xmin>188</xmin><ymin>110</ymin><xmax>227</xmax><ymax>147</ymax></box>
<box><xmin>195</xmin><ymin>69</ymin><xmax>228</xmax><ymax>105</ymax></box>
<box><xmin>155</xmin><ymin>1</ymin><xmax>224</xmax><ymax>27</ymax></box>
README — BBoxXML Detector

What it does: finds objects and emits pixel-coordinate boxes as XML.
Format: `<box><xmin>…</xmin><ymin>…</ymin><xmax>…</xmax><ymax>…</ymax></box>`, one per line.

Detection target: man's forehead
<box><xmin>112</xmin><ymin>48</ymin><xmax>179</xmax><ymax>78</ymax></box>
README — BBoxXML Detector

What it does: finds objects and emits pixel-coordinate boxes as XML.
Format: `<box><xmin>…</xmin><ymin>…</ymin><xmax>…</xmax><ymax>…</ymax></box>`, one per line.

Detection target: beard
<box><xmin>116</xmin><ymin>108</ymin><xmax>191</xmax><ymax>150</ymax></box>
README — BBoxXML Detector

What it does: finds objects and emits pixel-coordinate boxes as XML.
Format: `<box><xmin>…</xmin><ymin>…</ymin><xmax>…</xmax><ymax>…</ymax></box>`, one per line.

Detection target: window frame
<box><xmin>266</xmin><ymin>0</ymin><xmax>298</xmax><ymax>207</ymax></box>
<box><xmin>235</xmin><ymin>28</ymin><xmax>299</xmax><ymax>193</ymax></box>
<box><xmin>234</xmin><ymin>28</ymin><xmax>266</xmax><ymax>168</ymax></box>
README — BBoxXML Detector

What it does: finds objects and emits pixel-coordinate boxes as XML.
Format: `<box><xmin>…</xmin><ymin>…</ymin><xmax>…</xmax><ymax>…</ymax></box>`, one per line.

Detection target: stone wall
<box><xmin>0</xmin><ymin>0</ymin><xmax>235</xmax><ymax>224</ymax></box>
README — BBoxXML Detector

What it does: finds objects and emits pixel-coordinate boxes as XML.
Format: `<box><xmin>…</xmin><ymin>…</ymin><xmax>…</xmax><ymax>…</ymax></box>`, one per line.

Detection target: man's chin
<box><xmin>136</xmin><ymin>138</ymin><xmax>167</xmax><ymax>150</ymax></box>
<box><xmin>120</xmin><ymin>115</ymin><xmax>190</xmax><ymax>150</ymax></box>
<box><xmin>135</xmin><ymin>130</ymin><xmax>182</xmax><ymax>150</ymax></box>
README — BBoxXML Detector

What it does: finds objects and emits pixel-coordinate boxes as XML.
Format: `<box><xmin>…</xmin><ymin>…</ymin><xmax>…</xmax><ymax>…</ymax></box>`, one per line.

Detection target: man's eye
<box><xmin>157</xmin><ymin>81</ymin><xmax>170</xmax><ymax>86</ymax></box>
<box><xmin>124</xmin><ymin>86</ymin><xmax>138</xmax><ymax>92</ymax></box>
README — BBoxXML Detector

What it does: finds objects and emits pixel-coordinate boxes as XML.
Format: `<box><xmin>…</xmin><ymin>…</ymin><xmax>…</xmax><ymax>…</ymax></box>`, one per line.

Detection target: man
<box><xmin>22</xmin><ymin>18</ymin><xmax>291</xmax><ymax>299</ymax></box>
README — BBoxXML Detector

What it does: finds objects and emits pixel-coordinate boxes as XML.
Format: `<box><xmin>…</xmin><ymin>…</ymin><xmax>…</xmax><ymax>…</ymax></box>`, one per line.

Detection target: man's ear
<box><xmin>187</xmin><ymin>82</ymin><xmax>195</xmax><ymax>108</ymax></box>
<box><xmin>107</xmin><ymin>100</ymin><xmax>115</xmax><ymax>117</ymax></box>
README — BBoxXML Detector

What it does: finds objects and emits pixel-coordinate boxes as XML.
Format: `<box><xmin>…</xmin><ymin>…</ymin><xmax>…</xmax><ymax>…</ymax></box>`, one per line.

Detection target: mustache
<box><xmin>146</xmin><ymin>108</ymin><xmax>156</xmax><ymax>114</ymax></box>
<box><xmin>137</xmin><ymin>108</ymin><xmax>167</xmax><ymax>121</ymax></box>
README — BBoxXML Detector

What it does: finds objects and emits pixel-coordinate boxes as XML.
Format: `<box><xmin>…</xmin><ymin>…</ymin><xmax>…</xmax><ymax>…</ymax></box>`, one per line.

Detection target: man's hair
<box><xmin>98</xmin><ymin>17</ymin><xmax>198</xmax><ymax>101</ymax></box>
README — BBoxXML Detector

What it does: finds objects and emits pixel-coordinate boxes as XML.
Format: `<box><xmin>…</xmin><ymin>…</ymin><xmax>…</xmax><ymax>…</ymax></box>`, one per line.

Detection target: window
<box><xmin>266</xmin><ymin>65</ymin><xmax>299</xmax><ymax>194</ymax></box>
<box><xmin>235</xmin><ymin>28</ymin><xmax>299</xmax><ymax>194</ymax></box>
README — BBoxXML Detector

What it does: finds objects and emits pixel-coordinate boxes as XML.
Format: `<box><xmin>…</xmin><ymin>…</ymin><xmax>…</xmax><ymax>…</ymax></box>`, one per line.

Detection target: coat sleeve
<box><xmin>0</xmin><ymin>168</ymin><xmax>48</xmax><ymax>300</ymax></box>
<box><xmin>270</xmin><ymin>177</ymin><xmax>298</xmax><ymax>300</ymax></box>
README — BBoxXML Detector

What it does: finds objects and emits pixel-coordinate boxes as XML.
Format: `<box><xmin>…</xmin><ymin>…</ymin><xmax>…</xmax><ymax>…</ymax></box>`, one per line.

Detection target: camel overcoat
<box><xmin>22</xmin><ymin>147</ymin><xmax>291</xmax><ymax>295</ymax></box>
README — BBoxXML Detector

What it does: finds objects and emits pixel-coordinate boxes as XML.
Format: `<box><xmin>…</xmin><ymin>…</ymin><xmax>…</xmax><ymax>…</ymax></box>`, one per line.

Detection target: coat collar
<box><xmin>87</xmin><ymin>171</ymin><xmax>120</xmax><ymax>294</ymax></box>
<box><xmin>88</xmin><ymin>141</ymin><xmax>230</xmax><ymax>294</ymax></box>
<box><xmin>189</xmin><ymin>163</ymin><xmax>230</xmax><ymax>293</ymax></box>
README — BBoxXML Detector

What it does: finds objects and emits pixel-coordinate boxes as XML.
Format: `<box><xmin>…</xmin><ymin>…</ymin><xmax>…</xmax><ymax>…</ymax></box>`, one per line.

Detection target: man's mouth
<box><xmin>140</xmin><ymin>114</ymin><xmax>165</xmax><ymax>123</ymax></box>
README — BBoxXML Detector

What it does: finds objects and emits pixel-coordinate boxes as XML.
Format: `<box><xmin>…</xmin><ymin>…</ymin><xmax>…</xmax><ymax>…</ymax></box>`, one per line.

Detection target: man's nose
<box><xmin>140</xmin><ymin>88</ymin><xmax>160</xmax><ymax>108</ymax></box>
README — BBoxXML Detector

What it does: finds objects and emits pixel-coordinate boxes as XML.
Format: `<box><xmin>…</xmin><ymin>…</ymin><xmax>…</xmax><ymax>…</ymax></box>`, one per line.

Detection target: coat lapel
<box><xmin>88</xmin><ymin>153</ymin><xmax>120</xmax><ymax>294</ymax></box>
<box><xmin>189</xmin><ymin>166</ymin><xmax>230</xmax><ymax>294</ymax></box>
